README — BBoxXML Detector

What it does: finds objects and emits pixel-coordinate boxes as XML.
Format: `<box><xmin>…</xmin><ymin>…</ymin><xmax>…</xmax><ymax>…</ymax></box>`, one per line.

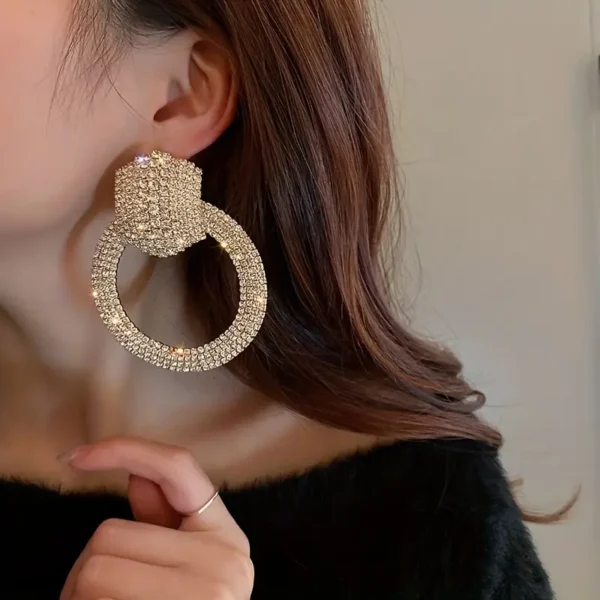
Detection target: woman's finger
<box><xmin>62</xmin><ymin>436</ymin><xmax>243</xmax><ymax>541</ymax></box>
<box><xmin>61</xmin><ymin>518</ymin><xmax>232</xmax><ymax>600</ymax></box>
<box><xmin>69</xmin><ymin>555</ymin><xmax>177</xmax><ymax>600</ymax></box>
<box><xmin>60</xmin><ymin>522</ymin><xmax>179</xmax><ymax>600</ymax></box>
<box><xmin>82</xmin><ymin>518</ymin><xmax>195</xmax><ymax>566</ymax></box>
<box><xmin>128</xmin><ymin>474</ymin><xmax>181</xmax><ymax>529</ymax></box>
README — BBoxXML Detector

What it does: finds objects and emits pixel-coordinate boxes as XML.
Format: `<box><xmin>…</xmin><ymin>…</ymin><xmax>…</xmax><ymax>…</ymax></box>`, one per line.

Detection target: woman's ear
<box><xmin>152</xmin><ymin>39</ymin><xmax>237</xmax><ymax>159</ymax></box>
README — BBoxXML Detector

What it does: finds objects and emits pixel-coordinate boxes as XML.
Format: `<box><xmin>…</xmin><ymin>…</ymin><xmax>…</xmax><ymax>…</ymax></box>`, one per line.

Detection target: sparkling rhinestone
<box><xmin>91</xmin><ymin>152</ymin><xmax>267</xmax><ymax>373</ymax></box>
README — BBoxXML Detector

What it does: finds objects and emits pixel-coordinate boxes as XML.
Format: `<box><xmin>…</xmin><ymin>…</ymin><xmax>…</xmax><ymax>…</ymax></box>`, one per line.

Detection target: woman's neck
<box><xmin>0</xmin><ymin>213</ymin><xmax>379</xmax><ymax>493</ymax></box>
<box><xmin>0</xmin><ymin>212</ymin><xmax>120</xmax><ymax>372</ymax></box>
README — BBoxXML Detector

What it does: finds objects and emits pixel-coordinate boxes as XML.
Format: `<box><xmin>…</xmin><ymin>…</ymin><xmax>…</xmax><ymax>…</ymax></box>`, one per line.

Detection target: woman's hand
<box><xmin>59</xmin><ymin>436</ymin><xmax>254</xmax><ymax>600</ymax></box>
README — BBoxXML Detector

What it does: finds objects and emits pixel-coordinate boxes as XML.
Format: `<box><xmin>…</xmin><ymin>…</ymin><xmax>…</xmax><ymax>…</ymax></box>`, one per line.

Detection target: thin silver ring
<box><xmin>189</xmin><ymin>490</ymin><xmax>220</xmax><ymax>517</ymax></box>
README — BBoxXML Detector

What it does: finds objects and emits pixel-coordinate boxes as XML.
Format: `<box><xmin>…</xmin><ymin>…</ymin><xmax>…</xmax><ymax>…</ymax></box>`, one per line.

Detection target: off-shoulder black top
<box><xmin>0</xmin><ymin>439</ymin><xmax>553</xmax><ymax>599</ymax></box>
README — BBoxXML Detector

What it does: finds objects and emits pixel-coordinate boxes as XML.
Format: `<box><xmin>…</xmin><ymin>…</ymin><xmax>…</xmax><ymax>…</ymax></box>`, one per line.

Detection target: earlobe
<box><xmin>152</xmin><ymin>39</ymin><xmax>237</xmax><ymax>159</ymax></box>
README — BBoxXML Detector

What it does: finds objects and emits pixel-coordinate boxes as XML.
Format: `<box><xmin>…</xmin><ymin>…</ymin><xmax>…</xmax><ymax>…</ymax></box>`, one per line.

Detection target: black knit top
<box><xmin>0</xmin><ymin>439</ymin><xmax>552</xmax><ymax>599</ymax></box>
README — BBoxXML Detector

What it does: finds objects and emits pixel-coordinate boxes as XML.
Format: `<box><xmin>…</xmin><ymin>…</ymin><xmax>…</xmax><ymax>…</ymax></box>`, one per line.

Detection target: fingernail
<box><xmin>57</xmin><ymin>445</ymin><xmax>91</xmax><ymax>464</ymax></box>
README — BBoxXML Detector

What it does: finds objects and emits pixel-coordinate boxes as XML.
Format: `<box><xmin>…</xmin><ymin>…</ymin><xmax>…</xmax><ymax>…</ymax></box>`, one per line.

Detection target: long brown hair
<box><xmin>71</xmin><ymin>0</ymin><xmax>503</xmax><ymax>446</ymax></box>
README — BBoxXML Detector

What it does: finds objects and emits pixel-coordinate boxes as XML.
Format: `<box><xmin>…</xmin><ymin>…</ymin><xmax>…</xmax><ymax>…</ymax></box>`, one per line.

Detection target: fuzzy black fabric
<box><xmin>0</xmin><ymin>439</ymin><xmax>553</xmax><ymax>599</ymax></box>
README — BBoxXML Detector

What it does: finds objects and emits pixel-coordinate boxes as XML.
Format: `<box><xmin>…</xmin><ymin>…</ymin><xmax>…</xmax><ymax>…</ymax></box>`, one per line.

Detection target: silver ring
<box><xmin>190</xmin><ymin>490</ymin><xmax>220</xmax><ymax>517</ymax></box>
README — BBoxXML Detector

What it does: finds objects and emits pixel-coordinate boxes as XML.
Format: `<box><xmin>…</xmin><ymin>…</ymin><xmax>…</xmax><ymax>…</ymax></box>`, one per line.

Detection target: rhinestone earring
<box><xmin>91</xmin><ymin>151</ymin><xmax>267</xmax><ymax>372</ymax></box>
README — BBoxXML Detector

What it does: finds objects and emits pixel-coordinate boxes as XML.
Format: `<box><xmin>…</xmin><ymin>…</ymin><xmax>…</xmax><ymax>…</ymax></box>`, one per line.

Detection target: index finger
<box><xmin>62</xmin><ymin>436</ymin><xmax>243</xmax><ymax>539</ymax></box>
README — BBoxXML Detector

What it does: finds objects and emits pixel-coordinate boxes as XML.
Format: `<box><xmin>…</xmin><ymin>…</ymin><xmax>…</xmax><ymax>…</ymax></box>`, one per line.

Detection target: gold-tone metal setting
<box><xmin>188</xmin><ymin>490</ymin><xmax>220</xmax><ymax>518</ymax></box>
<box><xmin>91</xmin><ymin>151</ymin><xmax>267</xmax><ymax>372</ymax></box>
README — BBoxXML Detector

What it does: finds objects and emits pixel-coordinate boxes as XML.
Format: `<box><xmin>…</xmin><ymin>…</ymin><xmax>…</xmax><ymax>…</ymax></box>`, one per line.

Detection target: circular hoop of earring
<box><xmin>91</xmin><ymin>151</ymin><xmax>267</xmax><ymax>372</ymax></box>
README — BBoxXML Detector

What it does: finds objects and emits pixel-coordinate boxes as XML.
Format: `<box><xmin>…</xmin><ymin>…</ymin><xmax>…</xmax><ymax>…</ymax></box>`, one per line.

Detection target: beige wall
<box><xmin>380</xmin><ymin>2</ymin><xmax>597</xmax><ymax>598</ymax></box>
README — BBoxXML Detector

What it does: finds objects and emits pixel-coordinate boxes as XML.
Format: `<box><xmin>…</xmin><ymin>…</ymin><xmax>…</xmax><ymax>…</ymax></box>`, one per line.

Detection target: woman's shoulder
<box><xmin>0</xmin><ymin>438</ymin><xmax>554</xmax><ymax>599</ymax></box>
<box><xmin>225</xmin><ymin>438</ymin><xmax>554</xmax><ymax>600</ymax></box>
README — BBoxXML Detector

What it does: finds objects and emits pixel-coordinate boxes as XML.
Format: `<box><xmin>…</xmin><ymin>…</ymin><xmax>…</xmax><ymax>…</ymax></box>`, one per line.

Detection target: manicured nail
<box><xmin>57</xmin><ymin>445</ymin><xmax>91</xmax><ymax>464</ymax></box>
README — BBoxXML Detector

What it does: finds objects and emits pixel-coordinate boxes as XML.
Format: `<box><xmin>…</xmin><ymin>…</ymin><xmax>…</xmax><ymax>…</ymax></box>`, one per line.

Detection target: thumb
<box><xmin>128</xmin><ymin>474</ymin><xmax>181</xmax><ymax>529</ymax></box>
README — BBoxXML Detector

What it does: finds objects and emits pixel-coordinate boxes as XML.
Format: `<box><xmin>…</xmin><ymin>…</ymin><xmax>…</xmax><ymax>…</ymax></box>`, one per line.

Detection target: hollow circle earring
<box><xmin>91</xmin><ymin>151</ymin><xmax>267</xmax><ymax>372</ymax></box>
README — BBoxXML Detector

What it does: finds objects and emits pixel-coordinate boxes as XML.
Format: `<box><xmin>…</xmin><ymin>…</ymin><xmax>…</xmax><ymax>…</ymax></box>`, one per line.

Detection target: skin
<box><xmin>0</xmin><ymin>1</ymin><xmax>379</xmax><ymax>597</ymax></box>
<box><xmin>59</xmin><ymin>437</ymin><xmax>254</xmax><ymax>600</ymax></box>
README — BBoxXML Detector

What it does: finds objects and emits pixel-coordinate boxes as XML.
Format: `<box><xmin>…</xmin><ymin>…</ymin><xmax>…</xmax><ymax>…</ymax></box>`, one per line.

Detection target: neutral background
<box><xmin>379</xmin><ymin>2</ymin><xmax>598</xmax><ymax>598</ymax></box>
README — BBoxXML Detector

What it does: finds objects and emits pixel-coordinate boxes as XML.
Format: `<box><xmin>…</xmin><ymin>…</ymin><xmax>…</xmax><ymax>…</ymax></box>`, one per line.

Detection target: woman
<box><xmin>0</xmin><ymin>1</ymin><xmax>555</xmax><ymax>598</ymax></box>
